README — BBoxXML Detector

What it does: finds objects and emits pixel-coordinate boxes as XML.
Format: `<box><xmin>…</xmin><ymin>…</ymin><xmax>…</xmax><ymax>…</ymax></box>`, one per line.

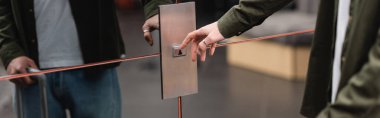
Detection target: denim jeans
<box><xmin>18</xmin><ymin>67</ymin><xmax>121</xmax><ymax>118</ymax></box>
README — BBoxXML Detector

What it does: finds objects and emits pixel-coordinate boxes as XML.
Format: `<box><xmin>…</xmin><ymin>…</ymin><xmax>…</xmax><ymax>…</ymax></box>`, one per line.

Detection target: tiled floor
<box><xmin>118</xmin><ymin>57</ymin><xmax>306</xmax><ymax>118</ymax></box>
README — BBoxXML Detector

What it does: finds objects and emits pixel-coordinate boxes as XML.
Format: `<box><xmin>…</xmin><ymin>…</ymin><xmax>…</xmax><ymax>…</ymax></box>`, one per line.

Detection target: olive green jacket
<box><xmin>218</xmin><ymin>0</ymin><xmax>380</xmax><ymax>117</ymax></box>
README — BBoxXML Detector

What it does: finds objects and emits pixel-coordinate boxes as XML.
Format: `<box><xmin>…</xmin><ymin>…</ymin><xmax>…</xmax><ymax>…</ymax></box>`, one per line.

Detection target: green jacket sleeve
<box><xmin>217</xmin><ymin>0</ymin><xmax>293</xmax><ymax>38</ymax></box>
<box><xmin>0</xmin><ymin>0</ymin><xmax>25</xmax><ymax>68</ymax></box>
<box><xmin>142</xmin><ymin>0</ymin><xmax>172</xmax><ymax>19</ymax></box>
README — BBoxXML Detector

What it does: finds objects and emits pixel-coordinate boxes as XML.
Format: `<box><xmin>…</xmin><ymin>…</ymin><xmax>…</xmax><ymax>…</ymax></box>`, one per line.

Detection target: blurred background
<box><xmin>0</xmin><ymin>0</ymin><xmax>319</xmax><ymax>117</ymax></box>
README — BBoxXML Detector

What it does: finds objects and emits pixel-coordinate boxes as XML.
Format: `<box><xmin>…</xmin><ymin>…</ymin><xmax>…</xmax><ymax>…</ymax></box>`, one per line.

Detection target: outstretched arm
<box><xmin>179</xmin><ymin>0</ymin><xmax>293</xmax><ymax>62</ymax></box>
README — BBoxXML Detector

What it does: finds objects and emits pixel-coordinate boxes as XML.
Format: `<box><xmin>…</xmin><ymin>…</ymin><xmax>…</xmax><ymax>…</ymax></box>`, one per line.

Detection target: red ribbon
<box><xmin>0</xmin><ymin>29</ymin><xmax>314</xmax><ymax>81</ymax></box>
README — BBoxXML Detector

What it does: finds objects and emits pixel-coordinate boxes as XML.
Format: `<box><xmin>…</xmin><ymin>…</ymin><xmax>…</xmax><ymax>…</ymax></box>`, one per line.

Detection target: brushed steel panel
<box><xmin>159</xmin><ymin>2</ymin><xmax>198</xmax><ymax>99</ymax></box>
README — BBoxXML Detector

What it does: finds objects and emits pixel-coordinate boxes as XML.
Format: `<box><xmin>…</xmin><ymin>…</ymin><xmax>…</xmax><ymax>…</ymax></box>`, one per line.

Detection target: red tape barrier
<box><xmin>0</xmin><ymin>29</ymin><xmax>314</xmax><ymax>81</ymax></box>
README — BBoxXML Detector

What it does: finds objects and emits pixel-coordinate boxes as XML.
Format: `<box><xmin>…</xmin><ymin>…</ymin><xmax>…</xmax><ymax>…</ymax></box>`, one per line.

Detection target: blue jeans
<box><xmin>18</xmin><ymin>68</ymin><xmax>121</xmax><ymax>118</ymax></box>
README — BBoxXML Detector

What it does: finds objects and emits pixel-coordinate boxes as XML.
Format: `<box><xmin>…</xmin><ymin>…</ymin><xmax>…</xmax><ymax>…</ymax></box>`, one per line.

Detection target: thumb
<box><xmin>144</xmin><ymin>31</ymin><xmax>154</xmax><ymax>46</ymax></box>
<box><xmin>142</xmin><ymin>22</ymin><xmax>154</xmax><ymax>46</ymax></box>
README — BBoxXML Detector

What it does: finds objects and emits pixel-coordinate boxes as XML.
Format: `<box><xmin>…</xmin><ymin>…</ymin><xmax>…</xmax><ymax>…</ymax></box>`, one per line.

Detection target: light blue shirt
<box><xmin>34</xmin><ymin>0</ymin><xmax>84</xmax><ymax>69</ymax></box>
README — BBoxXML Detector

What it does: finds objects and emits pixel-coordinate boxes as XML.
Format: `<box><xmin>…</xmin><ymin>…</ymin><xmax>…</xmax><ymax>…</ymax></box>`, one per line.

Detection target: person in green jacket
<box><xmin>179</xmin><ymin>0</ymin><xmax>380</xmax><ymax>117</ymax></box>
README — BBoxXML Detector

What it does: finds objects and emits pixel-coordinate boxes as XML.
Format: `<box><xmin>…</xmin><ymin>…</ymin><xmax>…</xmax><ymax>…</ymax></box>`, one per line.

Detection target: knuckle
<box><xmin>199</xmin><ymin>45</ymin><xmax>206</xmax><ymax>51</ymax></box>
<box><xmin>188</xmin><ymin>33</ymin><xmax>194</xmax><ymax>37</ymax></box>
<box><xmin>190</xmin><ymin>31</ymin><xmax>198</xmax><ymax>36</ymax></box>
<box><xmin>208</xmin><ymin>36</ymin><xmax>217</xmax><ymax>42</ymax></box>
<box><xmin>15</xmin><ymin>65</ymin><xmax>22</xmax><ymax>70</ymax></box>
<box><xmin>15</xmin><ymin>65</ymin><xmax>25</xmax><ymax>70</ymax></box>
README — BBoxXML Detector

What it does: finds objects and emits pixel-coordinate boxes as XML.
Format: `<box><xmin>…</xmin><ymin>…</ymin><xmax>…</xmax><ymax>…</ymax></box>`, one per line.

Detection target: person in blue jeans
<box><xmin>0</xmin><ymin>0</ymin><xmax>172</xmax><ymax>117</ymax></box>
<box><xmin>20</xmin><ymin>68</ymin><xmax>121</xmax><ymax>118</ymax></box>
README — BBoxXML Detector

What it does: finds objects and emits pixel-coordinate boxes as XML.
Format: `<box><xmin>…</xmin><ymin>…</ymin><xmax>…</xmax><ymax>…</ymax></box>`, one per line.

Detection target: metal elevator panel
<box><xmin>159</xmin><ymin>2</ymin><xmax>198</xmax><ymax>99</ymax></box>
